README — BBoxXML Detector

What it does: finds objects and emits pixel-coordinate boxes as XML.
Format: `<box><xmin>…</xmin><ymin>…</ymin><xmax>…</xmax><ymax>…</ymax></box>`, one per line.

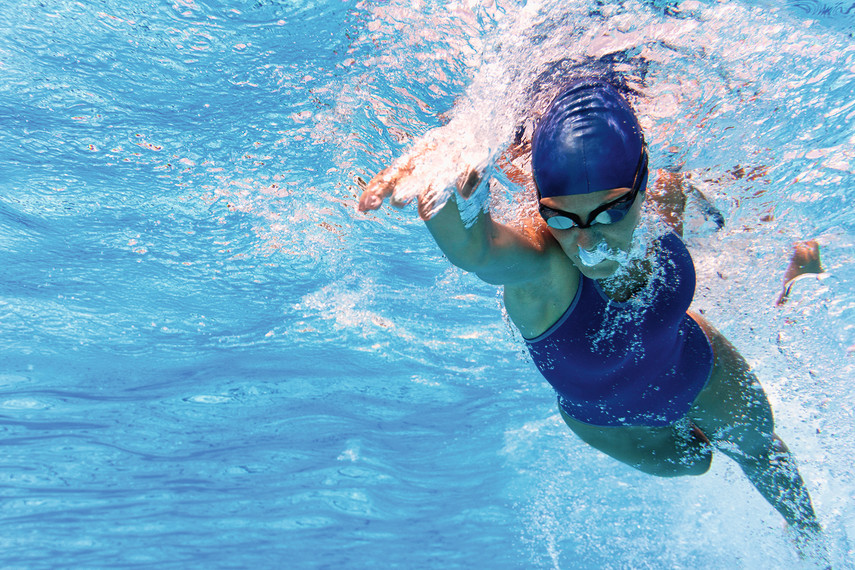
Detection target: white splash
<box><xmin>579</xmin><ymin>220</ymin><xmax>658</xmax><ymax>269</ymax></box>
<box><xmin>578</xmin><ymin>240</ymin><xmax>627</xmax><ymax>267</ymax></box>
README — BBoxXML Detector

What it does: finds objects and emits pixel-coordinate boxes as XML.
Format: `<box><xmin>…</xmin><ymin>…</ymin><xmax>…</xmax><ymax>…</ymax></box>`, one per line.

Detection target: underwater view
<box><xmin>1</xmin><ymin>0</ymin><xmax>853</xmax><ymax>567</ymax></box>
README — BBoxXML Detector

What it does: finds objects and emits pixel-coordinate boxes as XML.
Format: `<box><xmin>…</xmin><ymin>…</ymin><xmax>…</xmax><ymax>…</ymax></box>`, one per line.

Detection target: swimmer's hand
<box><xmin>358</xmin><ymin>157</ymin><xmax>481</xmax><ymax>221</ymax></box>
<box><xmin>357</xmin><ymin>120</ymin><xmax>492</xmax><ymax>220</ymax></box>
<box><xmin>357</xmin><ymin>157</ymin><xmax>417</xmax><ymax>212</ymax></box>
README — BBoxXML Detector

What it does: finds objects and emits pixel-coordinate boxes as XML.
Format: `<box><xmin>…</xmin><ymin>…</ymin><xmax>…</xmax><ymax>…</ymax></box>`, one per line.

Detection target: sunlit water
<box><xmin>1</xmin><ymin>0</ymin><xmax>853</xmax><ymax>567</ymax></box>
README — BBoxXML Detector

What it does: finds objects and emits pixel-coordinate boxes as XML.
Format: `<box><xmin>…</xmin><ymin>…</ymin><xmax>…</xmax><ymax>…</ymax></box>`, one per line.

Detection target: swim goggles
<box><xmin>538</xmin><ymin>145</ymin><xmax>648</xmax><ymax>230</ymax></box>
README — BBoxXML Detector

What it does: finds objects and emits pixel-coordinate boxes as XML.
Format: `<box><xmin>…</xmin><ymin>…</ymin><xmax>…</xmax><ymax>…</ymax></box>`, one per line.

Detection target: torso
<box><xmin>503</xmin><ymin>233</ymin><xmax>653</xmax><ymax>339</ymax></box>
<box><xmin>508</xmin><ymin>232</ymin><xmax>714</xmax><ymax>427</ymax></box>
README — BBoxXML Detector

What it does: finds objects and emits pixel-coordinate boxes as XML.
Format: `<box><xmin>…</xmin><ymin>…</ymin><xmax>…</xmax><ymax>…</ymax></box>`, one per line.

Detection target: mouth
<box><xmin>577</xmin><ymin>241</ymin><xmax>627</xmax><ymax>267</ymax></box>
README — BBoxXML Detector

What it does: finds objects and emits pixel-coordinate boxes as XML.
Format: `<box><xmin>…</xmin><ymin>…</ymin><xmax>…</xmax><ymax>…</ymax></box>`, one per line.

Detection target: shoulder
<box><xmin>503</xmin><ymin>243</ymin><xmax>581</xmax><ymax>340</ymax></box>
<box><xmin>658</xmin><ymin>232</ymin><xmax>696</xmax><ymax>278</ymax></box>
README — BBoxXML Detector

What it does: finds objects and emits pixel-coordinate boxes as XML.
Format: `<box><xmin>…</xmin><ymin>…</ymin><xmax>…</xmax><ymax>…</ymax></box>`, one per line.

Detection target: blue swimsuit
<box><xmin>525</xmin><ymin>233</ymin><xmax>713</xmax><ymax>427</ymax></box>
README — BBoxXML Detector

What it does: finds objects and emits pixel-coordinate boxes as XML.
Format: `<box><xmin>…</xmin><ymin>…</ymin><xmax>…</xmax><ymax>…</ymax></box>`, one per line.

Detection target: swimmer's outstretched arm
<box><xmin>647</xmin><ymin>170</ymin><xmax>687</xmax><ymax>235</ymax></box>
<box><xmin>360</xmin><ymin>166</ymin><xmax>555</xmax><ymax>287</ymax></box>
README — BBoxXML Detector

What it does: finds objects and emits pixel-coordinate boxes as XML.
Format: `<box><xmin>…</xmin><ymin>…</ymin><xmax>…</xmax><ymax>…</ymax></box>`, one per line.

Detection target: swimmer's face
<box><xmin>540</xmin><ymin>187</ymin><xmax>644</xmax><ymax>279</ymax></box>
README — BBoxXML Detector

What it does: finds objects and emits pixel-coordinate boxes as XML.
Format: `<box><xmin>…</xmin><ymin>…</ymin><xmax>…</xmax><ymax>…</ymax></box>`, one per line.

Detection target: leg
<box><xmin>559</xmin><ymin>406</ymin><xmax>712</xmax><ymax>478</ymax></box>
<box><xmin>687</xmin><ymin>315</ymin><xmax>826</xmax><ymax>560</ymax></box>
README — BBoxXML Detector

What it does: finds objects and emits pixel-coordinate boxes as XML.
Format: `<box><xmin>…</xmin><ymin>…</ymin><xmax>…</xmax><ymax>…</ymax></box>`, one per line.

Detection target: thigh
<box><xmin>559</xmin><ymin>406</ymin><xmax>711</xmax><ymax>477</ymax></box>
<box><xmin>687</xmin><ymin>315</ymin><xmax>776</xmax><ymax>458</ymax></box>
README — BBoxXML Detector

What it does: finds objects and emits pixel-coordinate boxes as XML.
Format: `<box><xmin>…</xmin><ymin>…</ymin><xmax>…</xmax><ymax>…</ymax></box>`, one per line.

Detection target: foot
<box><xmin>787</xmin><ymin>521</ymin><xmax>832</xmax><ymax>569</ymax></box>
<box><xmin>776</xmin><ymin>240</ymin><xmax>824</xmax><ymax>306</ymax></box>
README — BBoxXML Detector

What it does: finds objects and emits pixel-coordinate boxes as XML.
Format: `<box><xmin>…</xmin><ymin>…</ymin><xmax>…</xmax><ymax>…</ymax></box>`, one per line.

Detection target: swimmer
<box><xmin>359</xmin><ymin>77</ymin><xmax>827</xmax><ymax>563</ymax></box>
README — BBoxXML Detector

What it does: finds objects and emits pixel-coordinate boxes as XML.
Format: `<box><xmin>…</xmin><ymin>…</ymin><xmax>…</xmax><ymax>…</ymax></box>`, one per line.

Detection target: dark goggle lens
<box><xmin>594</xmin><ymin>203</ymin><xmax>632</xmax><ymax>225</ymax></box>
<box><xmin>544</xmin><ymin>215</ymin><xmax>575</xmax><ymax>230</ymax></box>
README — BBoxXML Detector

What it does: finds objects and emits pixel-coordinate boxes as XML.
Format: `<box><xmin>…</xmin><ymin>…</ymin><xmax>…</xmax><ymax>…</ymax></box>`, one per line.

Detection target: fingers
<box><xmin>359</xmin><ymin>157</ymin><xmax>483</xmax><ymax>216</ymax></box>
<box><xmin>388</xmin><ymin>188</ymin><xmax>413</xmax><ymax>209</ymax></box>
<box><xmin>416</xmin><ymin>187</ymin><xmax>439</xmax><ymax>220</ymax></box>
<box><xmin>358</xmin><ymin>160</ymin><xmax>417</xmax><ymax>212</ymax></box>
<box><xmin>357</xmin><ymin>166</ymin><xmax>398</xmax><ymax>212</ymax></box>
<box><xmin>355</xmin><ymin>175</ymin><xmax>382</xmax><ymax>211</ymax></box>
<box><xmin>358</xmin><ymin>187</ymin><xmax>385</xmax><ymax>211</ymax></box>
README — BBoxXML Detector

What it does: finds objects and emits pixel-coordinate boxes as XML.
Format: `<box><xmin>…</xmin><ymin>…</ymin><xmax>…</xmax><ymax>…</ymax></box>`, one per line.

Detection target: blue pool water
<box><xmin>1</xmin><ymin>0</ymin><xmax>853</xmax><ymax>567</ymax></box>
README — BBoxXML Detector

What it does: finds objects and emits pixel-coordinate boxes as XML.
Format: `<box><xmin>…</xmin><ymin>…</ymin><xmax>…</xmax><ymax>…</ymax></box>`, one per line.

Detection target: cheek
<box><xmin>585</xmin><ymin>222</ymin><xmax>633</xmax><ymax>253</ymax></box>
<box><xmin>547</xmin><ymin>229</ymin><xmax>573</xmax><ymax>252</ymax></box>
<box><xmin>607</xmin><ymin>206</ymin><xmax>644</xmax><ymax>247</ymax></box>
<box><xmin>547</xmin><ymin>230</ymin><xmax>586</xmax><ymax>261</ymax></box>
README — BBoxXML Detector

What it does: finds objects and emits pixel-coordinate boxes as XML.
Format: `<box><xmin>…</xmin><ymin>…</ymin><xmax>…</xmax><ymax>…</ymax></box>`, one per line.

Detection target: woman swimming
<box><xmin>358</xmin><ymin>76</ymin><xmax>826</xmax><ymax>561</ymax></box>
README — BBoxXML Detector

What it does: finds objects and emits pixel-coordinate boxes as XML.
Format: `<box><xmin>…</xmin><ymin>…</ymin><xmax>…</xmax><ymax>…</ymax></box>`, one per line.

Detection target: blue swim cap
<box><xmin>532</xmin><ymin>78</ymin><xmax>645</xmax><ymax>197</ymax></box>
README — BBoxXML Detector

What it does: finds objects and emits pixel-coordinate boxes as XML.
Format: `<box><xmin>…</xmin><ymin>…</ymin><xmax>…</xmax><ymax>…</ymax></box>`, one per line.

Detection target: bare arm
<box><xmin>360</xmin><ymin>163</ymin><xmax>556</xmax><ymax>288</ymax></box>
<box><xmin>422</xmin><ymin>184</ymin><xmax>555</xmax><ymax>287</ymax></box>
<box><xmin>647</xmin><ymin>170</ymin><xmax>686</xmax><ymax>236</ymax></box>
<box><xmin>358</xmin><ymin>142</ymin><xmax>580</xmax><ymax>338</ymax></box>
<box><xmin>647</xmin><ymin>170</ymin><xmax>725</xmax><ymax>237</ymax></box>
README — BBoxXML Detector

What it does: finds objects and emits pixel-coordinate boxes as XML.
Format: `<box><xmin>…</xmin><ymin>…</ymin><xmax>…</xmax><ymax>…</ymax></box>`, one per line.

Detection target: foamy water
<box><xmin>1</xmin><ymin>0</ymin><xmax>853</xmax><ymax>567</ymax></box>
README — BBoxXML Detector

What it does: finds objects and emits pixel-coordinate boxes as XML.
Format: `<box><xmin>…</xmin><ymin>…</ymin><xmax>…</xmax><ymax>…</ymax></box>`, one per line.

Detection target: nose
<box><xmin>569</xmin><ymin>227</ymin><xmax>601</xmax><ymax>251</ymax></box>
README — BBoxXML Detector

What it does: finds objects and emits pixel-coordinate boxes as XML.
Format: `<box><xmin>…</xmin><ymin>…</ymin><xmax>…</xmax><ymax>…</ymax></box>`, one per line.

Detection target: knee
<box><xmin>713</xmin><ymin>428</ymin><xmax>780</xmax><ymax>464</ymax></box>
<box><xmin>717</xmin><ymin>432</ymin><xmax>797</xmax><ymax>479</ymax></box>
<box><xmin>683</xmin><ymin>452</ymin><xmax>713</xmax><ymax>476</ymax></box>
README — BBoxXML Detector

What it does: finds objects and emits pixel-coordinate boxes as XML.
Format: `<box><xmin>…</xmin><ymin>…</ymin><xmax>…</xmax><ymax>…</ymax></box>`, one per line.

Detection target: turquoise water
<box><xmin>1</xmin><ymin>0</ymin><xmax>853</xmax><ymax>567</ymax></box>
